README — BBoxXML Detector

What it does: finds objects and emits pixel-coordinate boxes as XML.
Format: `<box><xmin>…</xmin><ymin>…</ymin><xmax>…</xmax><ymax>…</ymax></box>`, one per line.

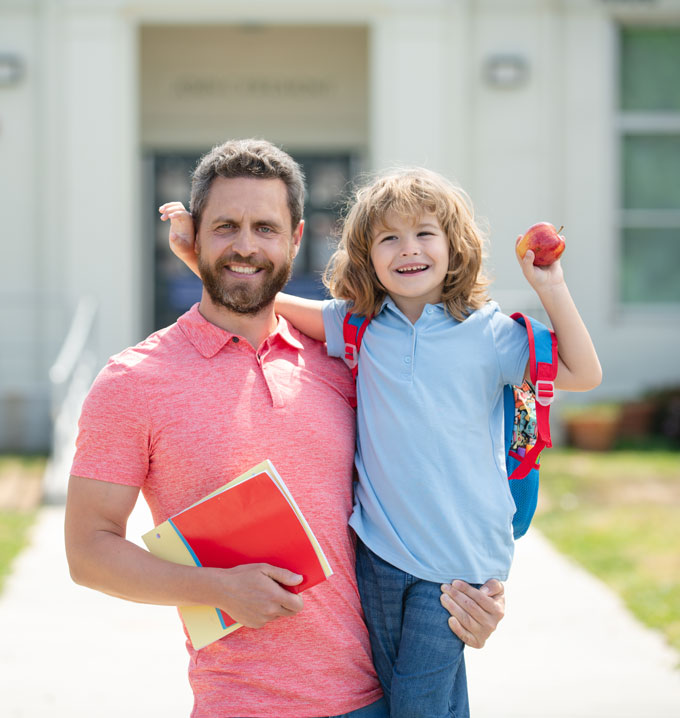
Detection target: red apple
<box><xmin>517</xmin><ymin>222</ymin><xmax>566</xmax><ymax>266</ymax></box>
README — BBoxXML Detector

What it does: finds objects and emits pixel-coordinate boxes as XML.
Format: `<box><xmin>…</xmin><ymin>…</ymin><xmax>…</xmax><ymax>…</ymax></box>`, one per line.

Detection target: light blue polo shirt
<box><xmin>323</xmin><ymin>298</ymin><xmax>531</xmax><ymax>583</ymax></box>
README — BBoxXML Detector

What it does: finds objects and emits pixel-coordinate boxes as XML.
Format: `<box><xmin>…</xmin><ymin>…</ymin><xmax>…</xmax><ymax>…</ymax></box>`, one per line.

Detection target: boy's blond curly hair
<box><xmin>323</xmin><ymin>168</ymin><xmax>490</xmax><ymax>320</ymax></box>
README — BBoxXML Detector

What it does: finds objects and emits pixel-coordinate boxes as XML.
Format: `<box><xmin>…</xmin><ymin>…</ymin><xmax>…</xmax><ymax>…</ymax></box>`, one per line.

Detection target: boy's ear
<box><xmin>291</xmin><ymin>220</ymin><xmax>304</xmax><ymax>257</ymax></box>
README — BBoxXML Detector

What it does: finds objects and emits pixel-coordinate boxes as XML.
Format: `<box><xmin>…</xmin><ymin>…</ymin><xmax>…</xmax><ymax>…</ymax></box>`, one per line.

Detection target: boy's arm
<box><xmin>159</xmin><ymin>202</ymin><xmax>200</xmax><ymax>278</ymax></box>
<box><xmin>65</xmin><ymin>475</ymin><xmax>304</xmax><ymax>628</ymax></box>
<box><xmin>275</xmin><ymin>293</ymin><xmax>326</xmax><ymax>342</ymax></box>
<box><xmin>516</xmin><ymin>240</ymin><xmax>602</xmax><ymax>391</ymax></box>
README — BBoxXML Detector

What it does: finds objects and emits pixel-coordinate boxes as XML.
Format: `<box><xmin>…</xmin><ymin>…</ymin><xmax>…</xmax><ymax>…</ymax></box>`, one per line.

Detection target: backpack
<box><xmin>342</xmin><ymin>310</ymin><xmax>558</xmax><ymax>539</ymax></box>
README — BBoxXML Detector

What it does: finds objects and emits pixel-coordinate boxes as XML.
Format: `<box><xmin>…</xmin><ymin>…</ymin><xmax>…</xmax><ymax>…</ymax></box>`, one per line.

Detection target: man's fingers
<box><xmin>263</xmin><ymin>565</ymin><xmax>303</xmax><ymax>587</ymax></box>
<box><xmin>440</xmin><ymin>579</ymin><xmax>505</xmax><ymax>648</ymax></box>
<box><xmin>263</xmin><ymin>566</ymin><xmax>304</xmax><ymax>613</ymax></box>
<box><xmin>440</xmin><ymin>588</ymin><xmax>483</xmax><ymax>629</ymax></box>
<box><xmin>444</xmin><ymin>582</ymin><xmax>491</xmax><ymax>622</ymax></box>
<box><xmin>446</xmin><ymin>614</ymin><xmax>484</xmax><ymax>649</ymax></box>
<box><xmin>480</xmin><ymin>578</ymin><xmax>504</xmax><ymax>599</ymax></box>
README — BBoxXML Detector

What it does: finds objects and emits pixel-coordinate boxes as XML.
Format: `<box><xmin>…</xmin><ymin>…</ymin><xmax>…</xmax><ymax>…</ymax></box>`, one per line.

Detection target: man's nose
<box><xmin>231</xmin><ymin>228</ymin><xmax>258</xmax><ymax>256</ymax></box>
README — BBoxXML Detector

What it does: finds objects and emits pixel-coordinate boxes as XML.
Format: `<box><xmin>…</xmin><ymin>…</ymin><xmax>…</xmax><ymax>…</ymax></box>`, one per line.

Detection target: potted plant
<box><xmin>561</xmin><ymin>403</ymin><xmax>622</xmax><ymax>451</ymax></box>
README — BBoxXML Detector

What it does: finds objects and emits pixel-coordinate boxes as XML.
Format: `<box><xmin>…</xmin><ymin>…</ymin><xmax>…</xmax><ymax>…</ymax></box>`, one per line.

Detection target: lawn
<box><xmin>535</xmin><ymin>448</ymin><xmax>680</xmax><ymax>656</ymax></box>
<box><xmin>0</xmin><ymin>455</ymin><xmax>45</xmax><ymax>593</ymax></box>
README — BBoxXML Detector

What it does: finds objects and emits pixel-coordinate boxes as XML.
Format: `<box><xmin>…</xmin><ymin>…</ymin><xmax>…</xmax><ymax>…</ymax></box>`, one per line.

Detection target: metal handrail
<box><xmin>48</xmin><ymin>296</ymin><xmax>98</xmax><ymax>388</ymax></box>
<box><xmin>44</xmin><ymin>296</ymin><xmax>99</xmax><ymax>503</ymax></box>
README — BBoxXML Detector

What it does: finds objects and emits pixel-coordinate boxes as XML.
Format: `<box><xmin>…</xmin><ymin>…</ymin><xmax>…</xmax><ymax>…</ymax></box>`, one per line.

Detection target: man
<box><xmin>65</xmin><ymin>139</ymin><xmax>504</xmax><ymax>718</ymax></box>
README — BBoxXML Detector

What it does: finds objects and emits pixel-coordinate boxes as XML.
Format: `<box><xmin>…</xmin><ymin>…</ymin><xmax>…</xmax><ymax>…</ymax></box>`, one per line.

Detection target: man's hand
<box><xmin>440</xmin><ymin>579</ymin><xmax>505</xmax><ymax>649</ymax></box>
<box><xmin>211</xmin><ymin>563</ymin><xmax>305</xmax><ymax>629</ymax></box>
<box><xmin>159</xmin><ymin>202</ymin><xmax>200</xmax><ymax>277</ymax></box>
<box><xmin>65</xmin><ymin>476</ymin><xmax>303</xmax><ymax>629</ymax></box>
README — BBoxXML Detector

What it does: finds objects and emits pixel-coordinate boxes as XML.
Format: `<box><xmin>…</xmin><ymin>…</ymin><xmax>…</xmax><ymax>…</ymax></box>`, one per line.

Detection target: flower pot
<box><xmin>564</xmin><ymin>408</ymin><xmax>622</xmax><ymax>451</ymax></box>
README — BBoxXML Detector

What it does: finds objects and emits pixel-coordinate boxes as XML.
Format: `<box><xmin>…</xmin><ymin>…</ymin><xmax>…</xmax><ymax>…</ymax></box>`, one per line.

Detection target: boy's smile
<box><xmin>370</xmin><ymin>210</ymin><xmax>450</xmax><ymax>322</ymax></box>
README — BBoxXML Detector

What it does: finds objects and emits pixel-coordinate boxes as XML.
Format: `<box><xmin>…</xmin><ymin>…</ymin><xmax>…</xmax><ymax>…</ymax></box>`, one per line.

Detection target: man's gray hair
<box><xmin>190</xmin><ymin>139</ymin><xmax>306</xmax><ymax>230</ymax></box>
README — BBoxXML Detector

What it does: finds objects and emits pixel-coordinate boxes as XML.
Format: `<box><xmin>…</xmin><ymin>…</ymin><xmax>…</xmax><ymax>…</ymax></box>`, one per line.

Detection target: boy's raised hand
<box><xmin>159</xmin><ymin>202</ymin><xmax>200</xmax><ymax>277</ymax></box>
<box><xmin>515</xmin><ymin>235</ymin><xmax>565</xmax><ymax>292</ymax></box>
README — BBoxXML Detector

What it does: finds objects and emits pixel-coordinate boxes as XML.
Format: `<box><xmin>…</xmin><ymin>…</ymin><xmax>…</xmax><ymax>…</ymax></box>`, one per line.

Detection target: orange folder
<box><xmin>142</xmin><ymin>460</ymin><xmax>332</xmax><ymax>649</ymax></box>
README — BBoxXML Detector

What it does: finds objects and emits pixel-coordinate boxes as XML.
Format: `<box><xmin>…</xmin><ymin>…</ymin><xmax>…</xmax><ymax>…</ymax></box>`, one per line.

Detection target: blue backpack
<box><xmin>342</xmin><ymin>311</ymin><xmax>558</xmax><ymax>539</ymax></box>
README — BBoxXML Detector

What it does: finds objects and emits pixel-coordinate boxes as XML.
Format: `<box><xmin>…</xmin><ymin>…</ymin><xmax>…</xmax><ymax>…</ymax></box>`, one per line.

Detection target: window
<box><xmin>618</xmin><ymin>27</ymin><xmax>680</xmax><ymax>305</ymax></box>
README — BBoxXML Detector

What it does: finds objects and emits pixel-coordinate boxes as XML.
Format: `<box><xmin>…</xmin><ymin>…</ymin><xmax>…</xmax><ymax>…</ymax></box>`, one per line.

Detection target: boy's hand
<box><xmin>515</xmin><ymin>235</ymin><xmax>565</xmax><ymax>293</ymax></box>
<box><xmin>159</xmin><ymin>202</ymin><xmax>200</xmax><ymax>277</ymax></box>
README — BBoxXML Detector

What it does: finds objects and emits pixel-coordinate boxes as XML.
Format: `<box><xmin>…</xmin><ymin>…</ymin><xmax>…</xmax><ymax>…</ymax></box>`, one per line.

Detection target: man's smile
<box><xmin>225</xmin><ymin>264</ymin><xmax>262</xmax><ymax>276</ymax></box>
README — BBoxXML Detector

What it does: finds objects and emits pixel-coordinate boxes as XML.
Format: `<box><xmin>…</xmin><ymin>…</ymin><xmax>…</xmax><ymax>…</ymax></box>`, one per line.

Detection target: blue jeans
<box><xmin>231</xmin><ymin>697</ymin><xmax>388</xmax><ymax>718</ymax></box>
<box><xmin>356</xmin><ymin>539</ymin><xmax>472</xmax><ymax>718</ymax></box>
<box><xmin>333</xmin><ymin>697</ymin><xmax>390</xmax><ymax>717</ymax></box>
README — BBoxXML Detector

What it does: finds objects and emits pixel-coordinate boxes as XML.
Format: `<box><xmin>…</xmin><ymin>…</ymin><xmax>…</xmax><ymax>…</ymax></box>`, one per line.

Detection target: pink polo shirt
<box><xmin>71</xmin><ymin>304</ymin><xmax>382</xmax><ymax>718</ymax></box>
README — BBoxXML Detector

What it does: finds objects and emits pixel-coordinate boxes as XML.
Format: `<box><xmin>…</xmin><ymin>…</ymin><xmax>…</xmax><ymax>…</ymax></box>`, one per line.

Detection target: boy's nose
<box><xmin>400</xmin><ymin>238</ymin><xmax>421</xmax><ymax>255</ymax></box>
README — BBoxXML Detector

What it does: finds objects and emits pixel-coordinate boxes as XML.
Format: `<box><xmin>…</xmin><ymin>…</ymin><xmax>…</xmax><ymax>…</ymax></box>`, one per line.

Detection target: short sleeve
<box><xmin>490</xmin><ymin>309</ymin><xmax>531</xmax><ymax>387</ymax></box>
<box><xmin>322</xmin><ymin>298</ymin><xmax>351</xmax><ymax>358</ymax></box>
<box><xmin>70</xmin><ymin>360</ymin><xmax>151</xmax><ymax>487</ymax></box>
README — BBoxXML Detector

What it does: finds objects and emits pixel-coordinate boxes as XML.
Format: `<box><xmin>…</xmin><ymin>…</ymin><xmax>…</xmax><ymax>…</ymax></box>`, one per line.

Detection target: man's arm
<box><xmin>440</xmin><ymin>579</ymin><xmax>505</xmax><ymax>648</ymax></box>
<box><xmin>65</xmin><ymin>475</ymin><xmax>304</xmax><ymax>628</ymax></box>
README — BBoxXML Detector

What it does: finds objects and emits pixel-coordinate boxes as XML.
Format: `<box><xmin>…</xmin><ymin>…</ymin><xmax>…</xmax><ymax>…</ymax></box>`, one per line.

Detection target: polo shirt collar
<box><xmin>177</xmin><ymin>303</ymin><xmax>304</xmax><ymax>359</ymax></box>
<box><xmin>378</xmin><ymin>296</ymin><xmax>446</xmax><ymax>318</ymax></box>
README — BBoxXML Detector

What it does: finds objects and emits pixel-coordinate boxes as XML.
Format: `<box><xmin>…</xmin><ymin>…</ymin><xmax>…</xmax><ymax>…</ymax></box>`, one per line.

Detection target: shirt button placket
<box><xmin>402</xmin><ymin>328</ymin><xmax>415</xmax><ymax>381</ymax></box>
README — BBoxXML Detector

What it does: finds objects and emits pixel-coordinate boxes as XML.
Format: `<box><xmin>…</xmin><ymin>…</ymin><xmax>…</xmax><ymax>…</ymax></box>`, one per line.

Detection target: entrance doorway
<box><xmin>149</xmin><ymin>151</ymin><xmax>357</xmax><ymax>330</ymax></box>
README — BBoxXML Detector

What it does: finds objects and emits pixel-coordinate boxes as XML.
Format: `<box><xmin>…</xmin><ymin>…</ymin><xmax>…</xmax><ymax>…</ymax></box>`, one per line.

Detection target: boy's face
<box><xmin>370</xmin><ymin>210</ymin><xmax>450</xmax><ymax>317</ymax></box>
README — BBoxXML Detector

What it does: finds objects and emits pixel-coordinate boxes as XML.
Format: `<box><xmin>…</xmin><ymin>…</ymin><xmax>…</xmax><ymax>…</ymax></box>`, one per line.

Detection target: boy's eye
<box><xmin>381</xmin><ymin>235</ymin><xmax>397</xmax><ymax>242</ymax></box>
<box><xmin>417</xmin><ymin>231</ymin><xmax>434</xmax><ymax>237</ymax></box>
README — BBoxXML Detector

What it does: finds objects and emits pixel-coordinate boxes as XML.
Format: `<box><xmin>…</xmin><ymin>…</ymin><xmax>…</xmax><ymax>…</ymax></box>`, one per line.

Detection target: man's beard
<box><xmin>198</xmin><ymin>250</ymin><xmax>294</xmax><ymax>316</ymax></box>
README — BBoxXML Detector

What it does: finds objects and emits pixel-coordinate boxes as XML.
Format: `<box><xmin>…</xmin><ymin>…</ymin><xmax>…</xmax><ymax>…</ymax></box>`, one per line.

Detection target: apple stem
<box><xmin>557</xmin><ymin>225</ymin><xmax>564</xmax><ymax>233</ymax></box>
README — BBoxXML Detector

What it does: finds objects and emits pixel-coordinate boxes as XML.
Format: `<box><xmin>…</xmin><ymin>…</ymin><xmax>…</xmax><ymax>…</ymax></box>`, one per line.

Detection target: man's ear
<box><xmin>291</xmin><ymin>220</ymin><xmax>304</xmax><ymax>258</ymax></box>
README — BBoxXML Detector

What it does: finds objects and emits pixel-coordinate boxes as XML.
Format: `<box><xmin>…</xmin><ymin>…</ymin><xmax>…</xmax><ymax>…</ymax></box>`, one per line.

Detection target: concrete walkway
<box><xmin>1</xmin><ymin>499</ymin><xmax>679</xmax><ymax>718</ymax></box>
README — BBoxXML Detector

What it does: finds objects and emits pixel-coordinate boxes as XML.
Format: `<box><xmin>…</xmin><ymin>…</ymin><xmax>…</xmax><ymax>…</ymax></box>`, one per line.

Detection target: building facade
<box><xmin>1</xmin><ymin>0</ymin><xmax>679</xmax><ymax>450</ymax></box>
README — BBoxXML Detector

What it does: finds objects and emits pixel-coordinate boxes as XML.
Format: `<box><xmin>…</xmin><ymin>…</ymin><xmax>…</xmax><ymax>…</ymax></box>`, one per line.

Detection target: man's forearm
<box><xmin>67</xmin><ymin>527</ymin><xmax>219</xmax><ymax>607</ymax></box>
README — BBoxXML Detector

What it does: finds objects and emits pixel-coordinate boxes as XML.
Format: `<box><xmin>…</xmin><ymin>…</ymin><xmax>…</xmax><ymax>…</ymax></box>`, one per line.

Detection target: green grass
<box><xmin>0</xmin><ymin>510</ymin><xmax>37</xmax><ymax>592</ymax></box>
<box><xmin>535</xmin><ymin>448</ymin><xmax>680</xmax><ymax>655</ymax></box>
<box><xmin>0</xmin><ymin>454</ymin><xmax>45</xmax><ymax>594</ymax></box>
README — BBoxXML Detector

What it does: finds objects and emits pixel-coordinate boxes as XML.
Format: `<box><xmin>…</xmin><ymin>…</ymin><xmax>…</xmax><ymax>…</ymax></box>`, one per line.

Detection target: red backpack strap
<box><xmin>508</xmin><ymin>313</ymin><xmax>558</xmax><ymax>481</ymax></box>
<box><xmin>342</xmin><ymin>312</ymin><xmax>372</xmax><ymax>381</ymax></box>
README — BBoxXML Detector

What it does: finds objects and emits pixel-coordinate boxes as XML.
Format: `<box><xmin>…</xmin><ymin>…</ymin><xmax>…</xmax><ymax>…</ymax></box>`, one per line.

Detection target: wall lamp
<box><xmin>483</xmin><ymin>55</ymin><xmax>529</xmax><ymax>89</ymax></box>
<box><xmin>0</xmin><ymin>55</ymin><xmax>24</xmax><ymax>87</ymax></box>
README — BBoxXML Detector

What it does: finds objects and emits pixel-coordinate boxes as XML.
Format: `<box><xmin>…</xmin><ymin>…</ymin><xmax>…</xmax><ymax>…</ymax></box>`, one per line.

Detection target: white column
<box><xmin>369</xmin><ymin>8</ymin><xmax>458</xmax><ymax>175</ymax></box>
<box><xmin>60</xmin><ymin>6</ymin><xmax>141</xmax><ymax>361</ymax></box>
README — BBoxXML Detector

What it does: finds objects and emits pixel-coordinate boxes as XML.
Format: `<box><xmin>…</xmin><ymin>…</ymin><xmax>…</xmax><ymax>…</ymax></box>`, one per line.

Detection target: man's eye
<box><xmin>258</xmin><ymin>227</ymin><xmax>273</xmax><ymax>234</ymax></box>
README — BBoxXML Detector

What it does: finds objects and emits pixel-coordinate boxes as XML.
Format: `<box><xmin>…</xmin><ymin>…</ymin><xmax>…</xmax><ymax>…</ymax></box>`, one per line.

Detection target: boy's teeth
<box><xmin>397</xmin><ymin>265</ymin><xmax>427</xmax><ymax>273</ymax></box>
<box><xmin>228</xmin><ymin>265</ymin><xmax>259</xmax><ymax>274</ymax></box>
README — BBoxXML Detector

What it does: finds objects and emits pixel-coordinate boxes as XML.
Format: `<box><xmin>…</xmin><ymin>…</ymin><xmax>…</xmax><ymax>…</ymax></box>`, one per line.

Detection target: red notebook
<box><xmin>142</xmin><ymin>460</ymin><xmax>332</xmax><ymax>649</ymax></box>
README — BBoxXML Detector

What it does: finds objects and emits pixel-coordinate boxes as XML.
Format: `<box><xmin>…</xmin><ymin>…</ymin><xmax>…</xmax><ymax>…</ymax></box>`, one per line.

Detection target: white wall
<box><xmin>0</xmin><ymin>1</ymin><xmax>50</xmax><ymax>449</ymax></box>
<box><xmin>2</xmin><ymin>0</ymin><xmax>680</xmax><ymax>451</ymax></box>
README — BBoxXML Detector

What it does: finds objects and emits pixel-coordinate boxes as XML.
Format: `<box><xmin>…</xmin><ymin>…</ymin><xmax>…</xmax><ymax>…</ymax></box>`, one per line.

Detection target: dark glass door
<box><xmin>148</xmin><ymin>151</ymin><xmax>356</xmax><ymax>331</ymax></box>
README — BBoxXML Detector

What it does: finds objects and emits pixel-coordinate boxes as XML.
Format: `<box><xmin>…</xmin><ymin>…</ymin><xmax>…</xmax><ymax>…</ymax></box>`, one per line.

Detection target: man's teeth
<box><xmin>396</xmin><ymin>265</ymin><xmax>427</xmax><ymax>273</ymax></box>
<box><xmin>228</xmin><ymin>265</ymin><xmax>259</xmax><ymax>275</ymax></box>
